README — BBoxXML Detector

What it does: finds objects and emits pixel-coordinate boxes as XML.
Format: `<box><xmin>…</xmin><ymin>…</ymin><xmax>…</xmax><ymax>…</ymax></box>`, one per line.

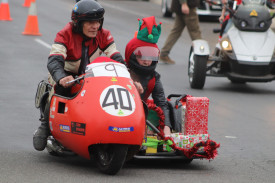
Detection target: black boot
<box><xmin>33</xmin><ymin>121</ymin><xmax>50</xmax><ymax>151</ymax></box>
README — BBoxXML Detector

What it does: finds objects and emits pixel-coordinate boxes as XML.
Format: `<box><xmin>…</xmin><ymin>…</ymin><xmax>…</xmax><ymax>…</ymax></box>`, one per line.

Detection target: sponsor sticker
<box><xmin>81</xmin><ymin>90</ymin><xmax>86</xmax><ymax>97</ymax></box>
<box><xmin>71</xmin><ymin>122</ymin><xmax>86</xmax><ymax>136</ymax></box>
<box><xmin>250</xmin><ymin>10</ymin><xmax>258</xmax><ymax>17</ymax></box>
<box><xmin>60</xmin><ymin>125</ymin><xmax>70</xmax><ymax>133</ymax></box>
<box><xmin>49</xmin><ymin>121</ymin><xmax>53</xmax><ymax>131</ymax></box>
<box><xmin>108</xmin><ymin>126</ymin><xmax>134</xmax><ymax>132</ymax></box>
<box><xmin>73</xmin><ymin>5</ymin><xmax>78</xmax><ymax>12</ymax></box>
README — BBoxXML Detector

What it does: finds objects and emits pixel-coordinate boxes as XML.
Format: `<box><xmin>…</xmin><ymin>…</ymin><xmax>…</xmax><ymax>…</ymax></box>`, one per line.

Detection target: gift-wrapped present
<box><xmin>143</xmin><ymin>135</ymin><xmax>159</xmax><ymax>153</ymax></box>
<box><xmin>168</xmin><ymin>133</ymin><xmax>209</xmax><ymax>150</ymax></box>
<box><xmin>184</xmin><ymin>97</ymin><xmax>209</xmax><ymax>135</ymax></box>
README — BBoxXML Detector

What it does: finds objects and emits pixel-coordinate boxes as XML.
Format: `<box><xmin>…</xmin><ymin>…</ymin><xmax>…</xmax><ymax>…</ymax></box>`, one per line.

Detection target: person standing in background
<box><xmin>160</xmin><ymin>0</ymin><xmax>202</xmax><ymax>64</ymax></box>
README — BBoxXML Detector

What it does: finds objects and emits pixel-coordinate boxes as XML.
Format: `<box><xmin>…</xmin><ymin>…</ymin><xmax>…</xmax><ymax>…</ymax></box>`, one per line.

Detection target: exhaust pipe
<box><xmin>46</xmin><ymin>136</ymin><xmax>63</xmax><ymax>154</ymax></box>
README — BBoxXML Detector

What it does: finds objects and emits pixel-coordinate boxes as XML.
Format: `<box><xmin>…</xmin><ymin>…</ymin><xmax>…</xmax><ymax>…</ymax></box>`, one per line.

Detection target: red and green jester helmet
<box><xmin>136</xmin><ymin>16</ymin><xmax>162</xmax><ymax>44</ymax></box>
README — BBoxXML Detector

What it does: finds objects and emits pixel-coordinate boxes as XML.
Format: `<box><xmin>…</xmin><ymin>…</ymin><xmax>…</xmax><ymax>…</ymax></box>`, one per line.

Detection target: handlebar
<box><xmin>66</xmin><ymin>75</ymin><xmax>84</xmax><ymax>84</ymax></box>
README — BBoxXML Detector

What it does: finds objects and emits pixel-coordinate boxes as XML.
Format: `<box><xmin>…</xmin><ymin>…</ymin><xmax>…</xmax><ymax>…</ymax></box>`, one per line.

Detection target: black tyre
<box><xmin>125</xmin><ymin>145</ymin><xmax>140</xmax><ymax>162</ymax></box>
<box><xmin>93</xmin><ymin>144</ymin><xmax>128</xmax><ymax>175</ymax></box>
<box><xmin>188</xmin><ymin>47</ymin><xmax>207</xmax><ymax>89</ymax></box>
<box><xmin>162</xmin><ymin>0</ymin><xmax>172</xmax><ymax>17</ymax></box>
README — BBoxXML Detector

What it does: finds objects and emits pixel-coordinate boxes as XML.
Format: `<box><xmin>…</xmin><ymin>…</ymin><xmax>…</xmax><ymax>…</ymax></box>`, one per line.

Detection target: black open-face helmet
<box><xmin>71</xmin><ymin>0</ymin><xmax>105</xmax><ymax>33</ymax></box>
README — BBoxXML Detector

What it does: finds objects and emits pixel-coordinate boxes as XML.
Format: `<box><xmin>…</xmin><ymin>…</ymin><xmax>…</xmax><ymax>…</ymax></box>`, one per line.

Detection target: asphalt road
<box><xmin>0</xmin><ymin>0</ymin><xmax>275</xmax><ymax>182</ymax></box>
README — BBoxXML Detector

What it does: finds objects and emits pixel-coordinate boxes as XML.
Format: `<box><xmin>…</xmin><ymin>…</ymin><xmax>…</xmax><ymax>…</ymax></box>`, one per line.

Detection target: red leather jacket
<box><xmin>48</xmin><ymin>22</ymin><xmax>124</xmax><ymax>83</ymax></box>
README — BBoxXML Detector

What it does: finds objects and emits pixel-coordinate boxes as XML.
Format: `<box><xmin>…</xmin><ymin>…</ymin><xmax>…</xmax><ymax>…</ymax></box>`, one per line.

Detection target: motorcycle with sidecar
<box><xmin>35</xmin><ymin>57</ymin><xmax>220</xmax><ymax>174</ymax></box>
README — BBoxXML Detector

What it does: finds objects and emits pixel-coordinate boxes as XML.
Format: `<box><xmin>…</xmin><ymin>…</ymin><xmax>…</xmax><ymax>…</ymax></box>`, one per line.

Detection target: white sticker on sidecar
<box><xmin>100</xmin><ymin>85</ymin><xmax>136</xmax><ymax>116</ymax></box>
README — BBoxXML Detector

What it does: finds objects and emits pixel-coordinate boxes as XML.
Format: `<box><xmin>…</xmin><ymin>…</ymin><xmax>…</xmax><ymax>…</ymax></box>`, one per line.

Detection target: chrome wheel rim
<box><xmin>189</xmin><ymin>51</ymin><xmax>195</xmax><ymax>83</ymax></box>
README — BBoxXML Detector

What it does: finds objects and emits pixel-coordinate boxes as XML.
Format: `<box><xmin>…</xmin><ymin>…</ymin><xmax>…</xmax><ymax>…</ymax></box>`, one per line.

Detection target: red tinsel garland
<box><xmin>146</xmin><ymin>100</ymin><xmax>220</xmax><ymax>160</ymax></box>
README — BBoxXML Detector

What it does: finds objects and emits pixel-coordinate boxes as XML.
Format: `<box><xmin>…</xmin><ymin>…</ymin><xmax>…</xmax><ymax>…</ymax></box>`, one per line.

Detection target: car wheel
<box><xmin>188</xmin><ymin>46</ymin><xmax>207</xmax><ymax>89</ymax></box>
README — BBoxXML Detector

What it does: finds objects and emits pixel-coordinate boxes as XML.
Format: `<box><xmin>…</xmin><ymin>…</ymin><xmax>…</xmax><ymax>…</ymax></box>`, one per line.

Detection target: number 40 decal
<box><xmin>100</xmin><ymin>85</ymin><xmax>135</xmax><ymax>116</ymax></box>
<box><xmin>102</xmin><ymin>88</ymin><xmax>132</xmax><ymax>110</ymax></box>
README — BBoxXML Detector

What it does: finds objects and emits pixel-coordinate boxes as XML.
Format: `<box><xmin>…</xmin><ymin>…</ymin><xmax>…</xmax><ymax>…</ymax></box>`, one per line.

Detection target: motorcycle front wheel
<box><xmin>188</xmin><ymin>47</ymin><xmax>207</xmax><ymax>89</ymax></box>
<box><xmin>93</xmin><ymin>144</ymin><xmax>128</xmax><ymax>175</ymax></box>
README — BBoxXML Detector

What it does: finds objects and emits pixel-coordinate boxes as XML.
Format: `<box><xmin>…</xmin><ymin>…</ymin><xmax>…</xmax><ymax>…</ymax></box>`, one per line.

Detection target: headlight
<box><xmin>199</xmin><ymin>45</ymin><xmax>205</xmax><ymax>53</ymax></box>
<box><xmin>259</xmin><ymin>21</ymin><xmax>265</xmax><ymax>28</ymax></box>
<box><xmin>240</xmin><ymin>20</ymin><xmax>247</xmax><ymax>28</ymax></box>
<box><xmin>221</xmin><ymin>40</ymin><xmax>232</xmax><ymax>51</ymax></box>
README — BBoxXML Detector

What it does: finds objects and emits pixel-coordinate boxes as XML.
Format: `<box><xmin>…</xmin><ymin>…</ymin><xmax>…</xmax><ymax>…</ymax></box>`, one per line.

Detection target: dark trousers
<box><xmin>161</xmin><ymin>8</ymin><xmax>202</xmax><ymax>56</ymax></box>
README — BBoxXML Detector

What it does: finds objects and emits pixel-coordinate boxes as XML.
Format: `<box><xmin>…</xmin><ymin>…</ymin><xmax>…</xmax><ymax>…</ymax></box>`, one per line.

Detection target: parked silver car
<box><xmin>161</xmin><ymin>0</ymin><xmax>222</xmax><ymax>17</ymax></box>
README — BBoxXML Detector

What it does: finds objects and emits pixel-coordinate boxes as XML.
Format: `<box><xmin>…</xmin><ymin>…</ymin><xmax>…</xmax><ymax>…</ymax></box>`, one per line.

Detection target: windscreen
<box><xmin>133</xmin><ymin>46</ymin><xmax>160</xmax><ymax>62</ymax></box>
<box><xmin>85</xmin><ymin>62</ymin><xmax>131</xmax><ymax>78</ymax></box>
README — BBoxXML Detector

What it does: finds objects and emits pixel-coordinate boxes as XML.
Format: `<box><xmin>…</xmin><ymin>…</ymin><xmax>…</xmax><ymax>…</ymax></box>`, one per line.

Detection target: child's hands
<box><xmin>181</xmin><ymin>3</ymin><xmax>189</xmax><ymax>15</ymax></box>
<box><xmin>134</xmin><ymin>81</ymin><xmax>144</xmax><ymax>94</ymax></box>
<box><xmin>219</xmin><ymin>15</ymin><xmax>224</xmax><ymax>23</ymax></box>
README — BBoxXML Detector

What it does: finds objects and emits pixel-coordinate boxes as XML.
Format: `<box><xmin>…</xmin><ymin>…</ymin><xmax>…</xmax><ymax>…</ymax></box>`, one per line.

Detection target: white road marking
<box><xmin>100</xmin><ymin>1</ymin><xmax>171</xmax><ymax>24</ymax></box>
<box><xmin>225</xmin><ymin>136</ymin><xmax>237</xmax><ymax>139</ymax></box>
<box><xmin>35</xmin><ymin>38</ymin><xmax>51</xmax><ymax>49</ymax></box>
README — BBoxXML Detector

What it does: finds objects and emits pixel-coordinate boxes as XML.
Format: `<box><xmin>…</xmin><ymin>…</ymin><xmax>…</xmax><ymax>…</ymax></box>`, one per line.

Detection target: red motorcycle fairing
<box><xmin>48</xmin><ymin>57</ymin><xmax>145</xmax><ymax>159</ymax></box>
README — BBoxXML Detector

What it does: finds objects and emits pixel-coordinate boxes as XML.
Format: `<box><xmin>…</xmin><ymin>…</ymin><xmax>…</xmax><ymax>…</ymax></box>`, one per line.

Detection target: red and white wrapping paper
<box><xmin>184</xmin><ymin>97</ymin><xmax>209</xmax><ymax>135</ymax></box>
<box><xmin>163</xmin><ymin>133</ymin><xmax>209</xmax><ymax>151</ymax></box>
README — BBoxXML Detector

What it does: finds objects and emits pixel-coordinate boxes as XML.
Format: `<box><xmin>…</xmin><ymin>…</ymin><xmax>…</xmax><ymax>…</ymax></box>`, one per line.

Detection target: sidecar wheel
<box><xmin>93</xmin><ymin>144</ymin><xmax>128</xmax><ymax>175</ymax></box>
<box><xmin>188</xmin><ymin>47</ymin><xmax>207</xmax><ymax>89</ymax></box>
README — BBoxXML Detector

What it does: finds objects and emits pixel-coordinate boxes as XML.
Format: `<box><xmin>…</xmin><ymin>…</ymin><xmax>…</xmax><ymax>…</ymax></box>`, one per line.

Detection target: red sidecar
<box><xmin>47</xmin><ymin>57</ymin><xmax>146</xmax><ymax>174</ymax></box>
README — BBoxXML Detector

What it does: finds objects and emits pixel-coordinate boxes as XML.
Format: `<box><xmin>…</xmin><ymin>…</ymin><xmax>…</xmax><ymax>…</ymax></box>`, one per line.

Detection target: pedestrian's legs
<box><xmin>185</xmin><ymin>8</ymin><xmax>202</xmax><ymax>40</ymax></box>
<box><xmin>161</xmin><ymin>14</ymin><xmax>185</xmax><ymax>56</ymax></box>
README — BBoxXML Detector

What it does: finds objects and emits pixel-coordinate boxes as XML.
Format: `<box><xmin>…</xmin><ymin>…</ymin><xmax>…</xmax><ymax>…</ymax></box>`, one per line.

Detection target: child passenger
<box><xmin>125</xmin><ymin>16</ymin><xmax>172</xmax><ymax>137</ymax></box>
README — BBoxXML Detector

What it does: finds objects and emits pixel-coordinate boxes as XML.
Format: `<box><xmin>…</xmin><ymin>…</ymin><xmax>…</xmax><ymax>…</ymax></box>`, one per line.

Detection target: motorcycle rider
<box><xmin>125</xmin><ymin>16</ymin><xmax>172</xmax><ymax>136</ymax></box>
<box><xmin>219</xmin><ymin>0</ymin><xmax>242</xmax><ymax>39</ymax></box>
<box><xmin>33</xmin><ymin>0</ymin><xmax>125</xmax><ymax>151</ymax></box>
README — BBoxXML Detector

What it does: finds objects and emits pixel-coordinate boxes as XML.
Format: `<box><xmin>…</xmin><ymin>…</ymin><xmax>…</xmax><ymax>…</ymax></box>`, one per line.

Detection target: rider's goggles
<box><xmin>133</xmin><ymin>46</ymin><xmax>160</xmax><ymax>62</ymax></box>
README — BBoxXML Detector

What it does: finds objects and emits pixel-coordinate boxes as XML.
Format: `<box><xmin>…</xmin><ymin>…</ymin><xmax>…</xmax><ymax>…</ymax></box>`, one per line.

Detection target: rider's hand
<box><xmin>59</xmin><ymin>75</ymin><xmax>75</xmax><ymax>88</ymax></box>
<box><xmin>181</xmin><ymin>3</ymin><xmax>189</xmax><ymax>15</ymax></box>
<box><xmin>134</xmin><ymin>81</ymin><xmax>144</xmax><ymax>94</ymax></box>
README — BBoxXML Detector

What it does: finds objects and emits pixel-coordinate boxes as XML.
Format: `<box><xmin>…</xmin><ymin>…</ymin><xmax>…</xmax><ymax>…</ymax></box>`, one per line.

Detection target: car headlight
<box><xmin>240</xmin><ymin>20</ymin><xmax>247</xmax><ymax>28</ymax></box>
<box><xmin>200</xmin><ymin>45</ymin><xmax>205</xmax><ymax>53</ymax></box>
<box><xmin>221</xmin><ymin>39</ymin><xmax>232</xmax><ymax>51</ymax></box>
<box><xmin>259</xmin><ymin>21</ymin><xmax>265</xmax><ymax>28</ymax></box>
